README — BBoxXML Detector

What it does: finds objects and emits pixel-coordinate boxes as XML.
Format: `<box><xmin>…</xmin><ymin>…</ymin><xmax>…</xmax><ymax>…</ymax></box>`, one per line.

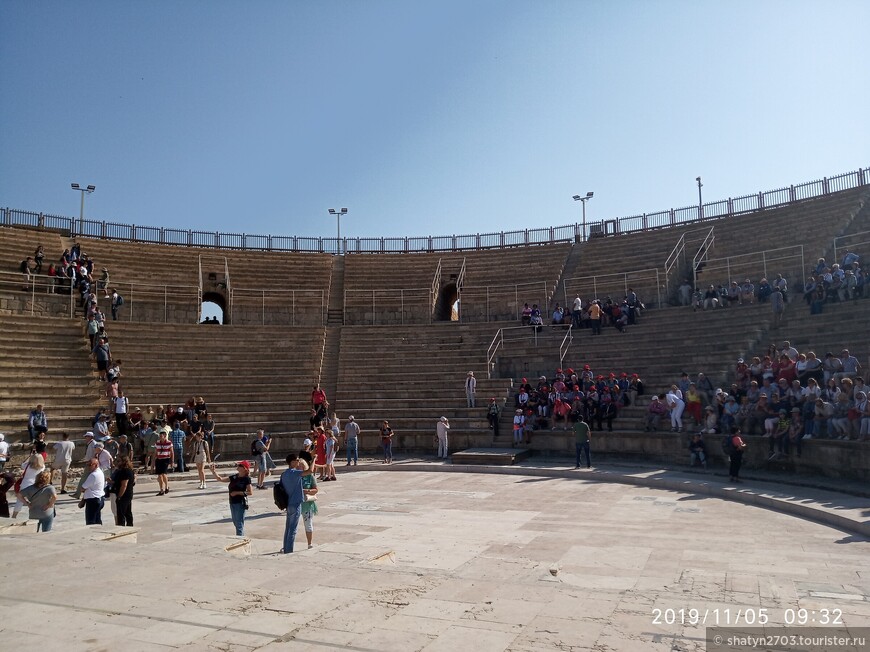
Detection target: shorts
<box><xmin>53</xmin><ymin>460</ymin><xmax>71</xmax><ymax>473</ymax></box>
<box><xmin>303</xmin><ymin>510</ymin><xmax>314</xmax><ymax>533</ymax></box>
<box><xmin>326</xmin><ymin>452</ymin><xmax>336</xmax><ymax>465</ymax></box>
<box><xmin>155</xmin><ymin>458</ymin><xmax>170</xmax><ymax>474</ymax></box>
<box><xmin>255</xmin><ymin>453</ymin><xmax>267</xmax><ymax>470</ymax></box>
<box><xmin>193</xmin><ymin>453</ymin><xmax>206</xmax><ymax>465</ymax></box>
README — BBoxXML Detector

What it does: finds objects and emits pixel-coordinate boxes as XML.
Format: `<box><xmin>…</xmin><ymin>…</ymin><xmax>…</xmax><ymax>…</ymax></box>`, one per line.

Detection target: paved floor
<box><xmin>1</xmin><ymin>465</ymin><xmax>869</xmax><ymax>651</ymax></box>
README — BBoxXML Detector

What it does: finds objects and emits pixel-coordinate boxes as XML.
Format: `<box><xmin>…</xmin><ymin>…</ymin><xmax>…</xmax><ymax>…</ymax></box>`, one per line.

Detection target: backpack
<box><xmin>251</xmin><ymin>439</ymin><xmax>260</xmax><ymax>456</ymax></box>
<box><xmin>116</xmin><ymin>295</ymin><xmax>125</xmax><ymax>306</ymax></box>
<box><xmin>721</xmin><ymin>435</ymin><xmax>735</xmax><ymax>456</ymax></box>
<box><xmin>273</xmin><ymin>480</ymin><xmax>288</xmax><ymax>510</ymax></box>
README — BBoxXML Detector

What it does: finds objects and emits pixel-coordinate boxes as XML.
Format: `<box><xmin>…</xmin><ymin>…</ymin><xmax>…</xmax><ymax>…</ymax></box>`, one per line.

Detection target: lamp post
<box><xmin>71</xmin><ymin>183</ymin><xmax>96</xmax><ymax>234</ymax></box>
<box><xmin>572</xmin><ymin>192</ymin><xmax>594</xmax><ymax>241</ymax></box>
<box><xmin>327</xmin><ymin>208</ymin><xmax>348</xmax><ymax>254</ymax></box>
<box><xmin>696</xmin><ymin>176</ymin><xmax>703</xmax><ymax>218</ymax></box>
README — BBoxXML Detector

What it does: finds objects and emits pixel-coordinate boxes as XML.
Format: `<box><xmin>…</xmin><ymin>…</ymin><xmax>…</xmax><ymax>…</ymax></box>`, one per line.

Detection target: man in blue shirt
<box><xmin>170</xmin><ymin>425</ymin><xmax>187</xmax><ymax>473</ymax></box>
<box><xmin>280</xmin><ymin>453</ymin><xmax>308</xmax><ymax>554</ymax></box>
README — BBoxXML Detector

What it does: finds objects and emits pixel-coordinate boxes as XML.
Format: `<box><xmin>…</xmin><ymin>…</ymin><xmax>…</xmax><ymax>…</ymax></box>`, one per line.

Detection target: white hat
<box><xmin>303</xmin><ymin>438</ymin><xmax>313</xmax><ymax>447</ymax></box>
<box><xmin>0</xmin><ymin>433</ymin><xmax>4</xmax><ymax>441</ymax></box>
<box><xmin>440</xmin><ymin>416</ymin><xmax>448</xmax><ymax>422</ymax></box>
<box><xmin>84</xmin><ymin>431</ymin><xmax>95</xmax><ymax>438</ymax></box>
<box><xmin>348</xmin><ymin>415</ymin><xmax>355</xmax><ymax>421</ymax></box>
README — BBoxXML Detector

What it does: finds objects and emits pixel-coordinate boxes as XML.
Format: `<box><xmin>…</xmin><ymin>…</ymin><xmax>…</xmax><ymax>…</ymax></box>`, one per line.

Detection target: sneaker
<box><xmin>157</xmin><ymin>491</ymin><xmax>164</xmax><ymax>496</ymax></box>
<box><xmin>60</xmin><ymin>489</ymin><xmax>68</xmax><ymax>494</ymax></box>
<box><xmin>308</xmin><ymin>544</ymin><xmax>313</xmax><ymax>549</ymax></box>
<box><xmin>164</xmin><ymin>488</ymin><xmax>170</xmax><ymax>493</ymax></box>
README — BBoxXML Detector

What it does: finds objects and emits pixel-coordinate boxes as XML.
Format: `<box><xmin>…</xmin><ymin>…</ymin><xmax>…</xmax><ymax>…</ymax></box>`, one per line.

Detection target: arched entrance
<box><xmin>201</xmin><ymin>292</ymin><xmax>227</xmax><ymax>325</ymax></box>
<box><xmin>434</xmin><ymin>283</ymin><xmax>459</xmax><ymax>322</ymax></box>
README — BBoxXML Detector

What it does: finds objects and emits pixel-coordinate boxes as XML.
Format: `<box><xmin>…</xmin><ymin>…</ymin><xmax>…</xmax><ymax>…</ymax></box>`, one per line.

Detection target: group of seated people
<box><xmin>521</xmin><ymin>290</ymin><xmax>644</xmax><ymax>334</ymax></box>
<box><xmin>19</xmin><ymin>242</ymin><xmax>112</xmax><ymax>294</ymax></box>
<box><xmin>682</xmin><ymin>274</ymin><xmax>790</xmax><ymax>311</ymax></box>
<box><xmin>512</xmin><ymin>367</ymin><xmax>644</xmax><ymax>438</ymax></box>
<box><xmin>645</xmin><ymin>342</ymin><xmax>868</xmax><ymax>457</ymax></box>
<box><xmin>802</xmin><ymin>253</ymin><xmax>865</xmax><ymax>313</ymax></box>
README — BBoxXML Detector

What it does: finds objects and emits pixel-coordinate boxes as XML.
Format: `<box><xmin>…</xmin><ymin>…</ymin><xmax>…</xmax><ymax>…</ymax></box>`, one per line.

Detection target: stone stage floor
<box><xmin>1</xmin><ymin>464</ymin><xmax>869</xmax><ymax>651</ymax></box>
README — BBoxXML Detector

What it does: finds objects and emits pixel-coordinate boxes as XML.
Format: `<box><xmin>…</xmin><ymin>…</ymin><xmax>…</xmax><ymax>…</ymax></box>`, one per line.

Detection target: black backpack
<box><xmin>116</xmin><ymin>295</ymin><xmax>125</xmax><ymax>306</ymax></box>
<box><xmin>273</xmin><ymin>480</ymin><xmax>288</xmax><ymax>510</ymax></box>
<box><xmin>251</xmin><ymin>439</ymin><xmax>260</xmax><ymax>456</ymax></box>
<box><xmin>721</xmin><ymin>434</ymin><xmax>735</xmax><ymax>456</ymax></box>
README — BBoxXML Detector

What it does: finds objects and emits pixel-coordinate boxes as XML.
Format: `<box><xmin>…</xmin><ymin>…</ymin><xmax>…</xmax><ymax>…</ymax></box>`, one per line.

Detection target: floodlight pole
<box><xmin>572</xmin><ymin>192</ymin><xmax>594</xmax><ymax>241</ymax></box>
<box><xmin>696</xmin><ymin>177</ymin><xmax>703</xmax><ymax>218</ymax></box>
<box><xmin>71</xmin><ymin>183</ymin><xmax>96</xmax><ymax>235</ymax></box>
<box><xmin>327</xmin><ymin>208</ymin><xmax>348</xmax><ymax>255</ymax></box>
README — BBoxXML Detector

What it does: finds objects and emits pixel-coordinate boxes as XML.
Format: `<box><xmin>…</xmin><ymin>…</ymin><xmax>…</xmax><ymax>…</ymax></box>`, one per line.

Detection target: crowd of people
<box><xmin>521</xmin><ymin>291</ymin><xmax>644</xmax><ymax>335</ymax></box>
<box><xmin>506</xmin><ymin>367</ymin><xmax>644</xmax><ymax>445</ymax></box>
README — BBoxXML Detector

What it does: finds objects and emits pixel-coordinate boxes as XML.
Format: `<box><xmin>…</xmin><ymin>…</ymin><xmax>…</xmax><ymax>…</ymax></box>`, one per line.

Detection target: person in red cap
<box><xmin>210</xmin><ymin>460</ymin><xmax>253</xmax><ymax>536</ymax></box>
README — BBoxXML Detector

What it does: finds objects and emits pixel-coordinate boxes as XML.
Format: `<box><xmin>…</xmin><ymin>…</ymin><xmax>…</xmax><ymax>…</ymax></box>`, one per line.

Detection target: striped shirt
<box><xmin>155</xmin><ymin>440</ymin><xmax>173</xmax><ymax>460</ymax></box>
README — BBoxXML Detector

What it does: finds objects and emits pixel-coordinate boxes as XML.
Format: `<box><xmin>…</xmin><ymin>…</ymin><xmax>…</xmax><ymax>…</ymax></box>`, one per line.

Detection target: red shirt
<box><xmin>155</xmin><ymin>440</ymin><xmax>173</xmax><ymax>460</ymax></box>
<box><xmin>314</xmin><ymin>433</ymin><xmax>327</xmax><ymax>465</ymax></box>
<box><xmin>311</xmin><ymin>389</ymin><xmax>326</xmax><ymax>407</ymax></box>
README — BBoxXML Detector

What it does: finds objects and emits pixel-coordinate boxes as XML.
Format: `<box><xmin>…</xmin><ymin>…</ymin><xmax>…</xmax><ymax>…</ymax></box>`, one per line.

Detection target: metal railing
<box><xmin>0</xmin><ymin>271</ymin><xmax>75</xmax><ymax>317</ymax></box>
<box><xmin>3</xmin><ymin>167</ymin><xmax>866</xmax><ymax>253</ymax></box>
<box><xmin>691</xmin><ymin>227</ymin><xmax>716</xmax><ymax>291</ymax></box>
<box><xmin>343</xmin><ymin>287</ymin><xmax>433</xmax><ymax>325</ymax></box>
<box><xmin>431</xmin><ymin>258</ymin><xmax>442</xmax><ymax>317</ymax></box>
<box><xmin>559</xmin><ymin>324</ymin><xmax>573</xmax><ymax>369</ymax></box>
<box><xmin>485</xmin><ymin>325</ymin><xmax>560</xmax><ymax>378</ymax></box>
<box><xmin>455</xmin><ymin>257</ymin><xmax>468</xmax><ymax>320</ymax></box>
<box><xmin>563</xmin><ymin>268</ymin><xmax>662</xmax><ymax>308</ymax></box>
<box><xmin>698</xmin><ymin>245</ymin><xmax>805</xmax><ymax>287</ymax></box>
<box><xmin>229</xmin><ymin>288</ymin><xmax>325</xmax><ymax>326</ymax></box>
<box><xmin>832</xmin><ymin>230</ymin><xmax>869</xmax><ymax>264</ymax></box>
<box><xmin>459</xmin><ymin>281</ymin><xmax>549</xmax><ymax>322</ymax></box>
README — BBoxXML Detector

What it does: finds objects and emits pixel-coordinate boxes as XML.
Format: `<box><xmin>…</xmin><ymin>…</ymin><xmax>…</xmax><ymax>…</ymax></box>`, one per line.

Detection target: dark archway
<box><xmin>434</xmin><ymin>282</ymin><xmax>458</xmax><ymax>321</ymax></box>
<box><xmin>201</xmin><ymin>292</ymin><xmax>227</xmax><ymax>325</ymax></box>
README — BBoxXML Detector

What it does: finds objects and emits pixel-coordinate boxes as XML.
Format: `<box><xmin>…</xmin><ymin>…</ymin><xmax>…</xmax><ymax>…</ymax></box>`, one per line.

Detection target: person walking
<box><xmin>436</xmin><ymin>416</ymin><xmax>450</xmax><ymax>460</ymax></box>
<box><xmin>154</xmin><ymin>429</ymin><xmax>174</xmax><ymax>495</ymax></box>
<box><xmin>210</xmin><ymin>460</ymin><xmax>253</xmax><ymax>537</ymax></box>
<box><xmin>299</xmin><ymin>451</ymin><xmax>319</xmax><ymax>549</ymax></box>
<box><xmin>574</xmin><ymin>416</ymin><xmax>591</xmax><ymax>469</ymax></box>
<box><xmin>191</xmin><ymin>431</ymin><xmax>211</xmax><ymax>489</ymax></box>
<box><xmin>51</xmin><ymin>432</ymin><xmax>75</xmax><ymax>494</ymax></box>
<box><xmin>170</xmin><ymin>422</ymin><xmax>187</xmax><ymax>473</ymax></box>
<box><xmin>344</xmin><ymin>415</ymin><xmax>359</xmax><ymax>466</ymax></box>
<box><xmin>12</xmin><ymin>453</ymin><xmax>45</xmax><ymax>518</ymax></box>
<box><xmin>19</xmin><ymin>470</ymin><xmax>57</xmax><ymax>532</ymax></box>
<box><xmin>487</xmin><ymin>398</ymin><xmax>501</xmax><ymax>437</ymax></box>
<box><xmin>465</xmin><ymin>372</ymin><xmax>477</xmax><ymax>408</ymax></box>
<box><xmin>280</xmin><ymin>453</ymin><xmax>309</xmax><ymax>554</ymax></box>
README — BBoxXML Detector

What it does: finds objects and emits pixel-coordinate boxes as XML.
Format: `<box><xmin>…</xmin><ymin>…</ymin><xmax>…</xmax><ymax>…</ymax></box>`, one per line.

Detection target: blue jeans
<box><xmin>85</xmin><ymin>497</ymin><xmax>104</xmax><ymax>525</ymax></box>
<box><xmin>229</xmin><ymin>501</ymin><xmax>246</xmax><ymax>536</ymax></box>
<box><xmin>174</xmin><ymin>446</ymin><xmax>186</xmax><ymax>472</ymax></box>
<box><xmin>37</xmin><ymin>515</ymin><xmax>54</xmax><ymax>532</ymax></box>
<box><xmin>346</xmin><ymin>438</ymin><xmax>358</xmax><ymax>465</ymax></box>
<box><xmin>575</xmin><ymin>441</ymin><xmax>590</xmax><ymax>468</ymax></box>
<box><xmin>283</xmin><ymin>503</ymin><xmax>302</xmax><ymax>553</ymax></box>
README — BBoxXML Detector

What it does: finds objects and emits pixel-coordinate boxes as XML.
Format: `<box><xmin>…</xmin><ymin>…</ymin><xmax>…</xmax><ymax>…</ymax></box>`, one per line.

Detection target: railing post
<box><xmin>758</xmin><ymin>192</ymin><xmax>764</xmax><ymax>209</ymax></box>
<box><xmin>642</xmin><ymin>213</ymin><xmax>648</xmax><ymax>230</ymax></box>
<box><xmin>215</xmin><ymin>232</ymin><xmax>220</xmax><ymax>248</ymax></box>
<box><xmin>789</xmin><ymin>185</ymin><xmax>795</xmax><ymax>202</ymax></box>
<box><xmin>823</xmin><ymin>177</ymin><xmax>829</xmax><ymax>194</ymax></box>
<box><xmin>762</xmin><ymin>251</ymin><xmax>767</xmax><ymax>279</ymax></box>
<box><xmin>524</xmin><ymin>229</ymin><xmax>529</xmax><ymax>245</ymax></box>
<box><xmin>727</xmin><ymin>198</ymin><xmax>733</xmax><ymax>215</ymax></box>
<box><xmin>669</xmin><ymin>209</ymin><xmax>675</xmax><ymax>226</ymax></box>
<box><xmin>486</xmin><ymin>286</ymin><xmax>489</xmax><ymax>322</ymax></box>
<box><xmin>164</xmin><ymin>286</ymin><xmax>168</xmax><ymax>323</ymax></box>
<box><xmin>262</xmin><ymin>290</ymin><xmax>265</xmax><ymax>325</ymax></box>
<box><xmin>727</xmin><ymin>259</ymin><xmax>731</xmax><ymax>285</ymax></box>
<box><xmin>372</xmin><ymin>290</ymin><xmax>375</xmax><ymax>326</ymax></box>
<box><xmin>500</xmin><ymin>232</ymin><xmax>505</xmax><ymax>248</ymax></box>
<box><xmin>655</xmin><ymin>270</ymin><xmax>661</xmax><ymax>308</ymax></box>
<box><xmin>800</xmin><ymin>245</ymin><xmax>805</xmax><ymax>284</ymax></box>
<box><xmin>515</xmin><ymin>285</ymin><xmax>519</xmax><ymax>320</ymax></box>
<box><xmin>593</xmin><ymin>277</ymin><xmax>597</xmax><ymax>298</ymax></box>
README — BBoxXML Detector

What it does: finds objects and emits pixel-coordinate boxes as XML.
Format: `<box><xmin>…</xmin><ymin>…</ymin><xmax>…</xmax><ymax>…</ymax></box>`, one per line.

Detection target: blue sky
<box><xmin>1</xmin><ymin>0</ymin><xmax>868</xmax><ymax>241</ymax></box>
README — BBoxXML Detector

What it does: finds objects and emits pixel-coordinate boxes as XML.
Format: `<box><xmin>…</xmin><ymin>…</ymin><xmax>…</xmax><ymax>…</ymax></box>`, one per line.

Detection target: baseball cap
<box><xmin>237</xmin><ymin>460</ymin><xmax>251</xmax><ymax>470</ymax></box>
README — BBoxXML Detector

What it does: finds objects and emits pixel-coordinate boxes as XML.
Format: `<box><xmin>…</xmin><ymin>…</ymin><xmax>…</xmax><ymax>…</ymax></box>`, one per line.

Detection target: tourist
<box><xmin>210</xmin><ymin>460</ymin><xmax>253</xmax><ymax>537</ymax></box>
<box><xmin>12</xmin><ymin>453</ymin><xmax>45</xmax><ymax>518</ymax></box>
<box><xmin>573</xmin><ymin>415</ymin><xmax>591</xmax><ymax>469</ymax></box>
<box><xmin>280</xmin><ymin>453</ymin><xmax>309</xmax><ymax>554</ymax></box>
<box><xmin>512</xmin><ymin>409</ymin><xmax>525</xmax><ymax>446</ymax></box>
<box><xmin>0</xmin><ymin>433</ymin><xmax>8</xmax><ymax>471</ymax></box>
<box><xmin>688</xmin><ymin>433</ymin><xmax>707</xmax><ymax>470</ymax></box>
<box><xmin>311</xmin><ymin>383</ymin><xmax>327</xmax><ymax>413</ymax></box>
<box><xmin>170</xmin><ymin>421</ymin><xmax>186</xmax><ymax>473</ymax></box>
<box><xmin>666</xmin><ymin>387</ymin><xmax>686</xmax><ymax>432</ymax></box>
<box><xmin>0</xmin><ymin>472</ymin><xmax>14</xmax><ymax>518</ymax></box>
<box><xmin>314</xmin><ymin>427</ymin><xmax>327</xmax><ymax>479</ymax></box>
<box><xmin>726</xmin><ymin>426</ymin><xmax>748</xmax><ymax>482</ymax></box>
<box><xmin>51</xmin><ymin>432</ymin><xmax>75</xmax><ymax>494</ymax></box>
<box><xmin>465</xmin><ymin>371</ymin><xmax>477</xmax><ymax>407</ymax></box>
<box><xmin>154</xmin><ymin>429</ymin><xmax>173</xmax><ymax>495</ymax></box>
<box><xmin>436</xmin><ymin>416</ymin><xmax>450</xmax><ymax>460</ymax></box>
<box><xmin>344</xmin><ymin>415</ymin><xmax>359</xmax><ymax>466</ymax></box>
<box><xmin>380</xmin><ymin>420</ymin><xmax>394</xmax><ymax>464</ymax></box>
<box><xmin>191</xmin><ymin>431</ymin><xmax>211</xmax><ymax>489</ymax></box>
<box><xmin>112</xmin><ymin>456</ymin><xmax>135</xmax><ymax>526</ymax></box>
<box><xmin>28</xmin><ymin>404</ymin><xmax>48</xmax><ymax>442</ymax></box>
<box><xmin>19</xmin><ymin>470</ymin><xmax>57</xmax><ymax>532</ymax></box>
<box><xmin>92</xmin><ymin>337</ymin><xmax>111</xmax><ymax>382</ymax></box>
<box><xmin>487</xmin><ymin>397</ymin><xmax>501</xmax><ymax>437</ymax></box>
<box><xmin>299</xmin><ymin>450</ymin><xmax>319</xmax><ymax>549</ymax></box>
<box><xmin>201</xmin><ymin>411</ymin><xmax>216</xmax><ymax>451</ymax></box>
<box><xmin>324</xmin><ymin>429</ymin><xmax>338</xmax><ymax>480</ymax></box>
<box><xmin>80</xmin><ymin>457</ymin><xmax>106</xmax><ymax>525</ymax></box>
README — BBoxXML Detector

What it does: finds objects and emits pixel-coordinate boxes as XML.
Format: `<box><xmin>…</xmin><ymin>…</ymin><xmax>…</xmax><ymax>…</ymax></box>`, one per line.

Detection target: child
<box><xmin>299</xmin><ymin>451</ymin><xmax>319</xmax><ymax>549</ymax></box>
<box><xmin>379</xmin><ymin>421</ymin><xmax>393</xmax><ymax>464</ymax></box>
<box><xmin>512</xmin><ymin>409</ymin><xmax>525</xmax><ymax>447</ymax></box>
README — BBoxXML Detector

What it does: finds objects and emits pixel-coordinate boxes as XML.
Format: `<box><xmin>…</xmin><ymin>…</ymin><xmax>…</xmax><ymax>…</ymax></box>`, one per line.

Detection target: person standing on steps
<box><xmin>436</xmin><ymin>416</ymin><xmax>450</xmax><ymax>460</ymax></box>
<box><xmin>51</xmin><ymin>432</ymin><xmax>75</xmax><ymax>494</ymax></box>
<box><xmin>726</xmin><ymin>426</ymin><xmax>748</xmax><ymax>482</ymax></box>
<box><xmin>379</xmin><ymin>421</ymin><xmax>394</xmax><ymax>464</ymax></box>
<box><xmin>572</xmin><ymin>296</ymin><xmax>583</xmax><ymax>329</ymax></box>
<box><xmin>771</xmin><ymin>285</ymin><xmax>784</xmax><ymax>329</ymax></box>
<box><xmin>588</xmin><ymin>300</ymin><xmax>602</xmax><ymax>336</ymax></box>
<box><xmin>487</xmin><ymin>398</ymin><xmax>501</xmax><ymax>438</ymax></box>
<box><xmin>465</xmin><ymin>371</ymin><xmax>477</xmax><ymax>408</ymax></box>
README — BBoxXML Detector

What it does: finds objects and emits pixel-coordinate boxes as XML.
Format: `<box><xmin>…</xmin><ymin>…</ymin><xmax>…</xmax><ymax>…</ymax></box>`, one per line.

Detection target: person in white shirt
<box><xmin>80</xmin><ymin>458</ymin><xmax>106</xmax><ymax>525</ymax></box>
<box><xmin>94</xmin><ymin>442</ymin><xmax>113</xmax><ymax>473</ymax></box>
<box><xmin>114</xmin><ymin>391</ymin><xmax>129</xmax><ymax>436</ymax></box>
<box><xmin>0</xmin><ymin>433</ymin><xmax>8</xmax><ymax>471</ymax></box>
<box><xmin>52</xmin><ymin>432</ymin><xmax>76</xmax><ymax>493</ymax></box>
<box><xmin>666</xmin><ymin>388</ymin><xmax>686</xmax><ymax>432</ymax></box>
<box><xmin>572</xmin><ymin>296</ymin><xmax>583</xmax><ymax>328</ymax></box>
